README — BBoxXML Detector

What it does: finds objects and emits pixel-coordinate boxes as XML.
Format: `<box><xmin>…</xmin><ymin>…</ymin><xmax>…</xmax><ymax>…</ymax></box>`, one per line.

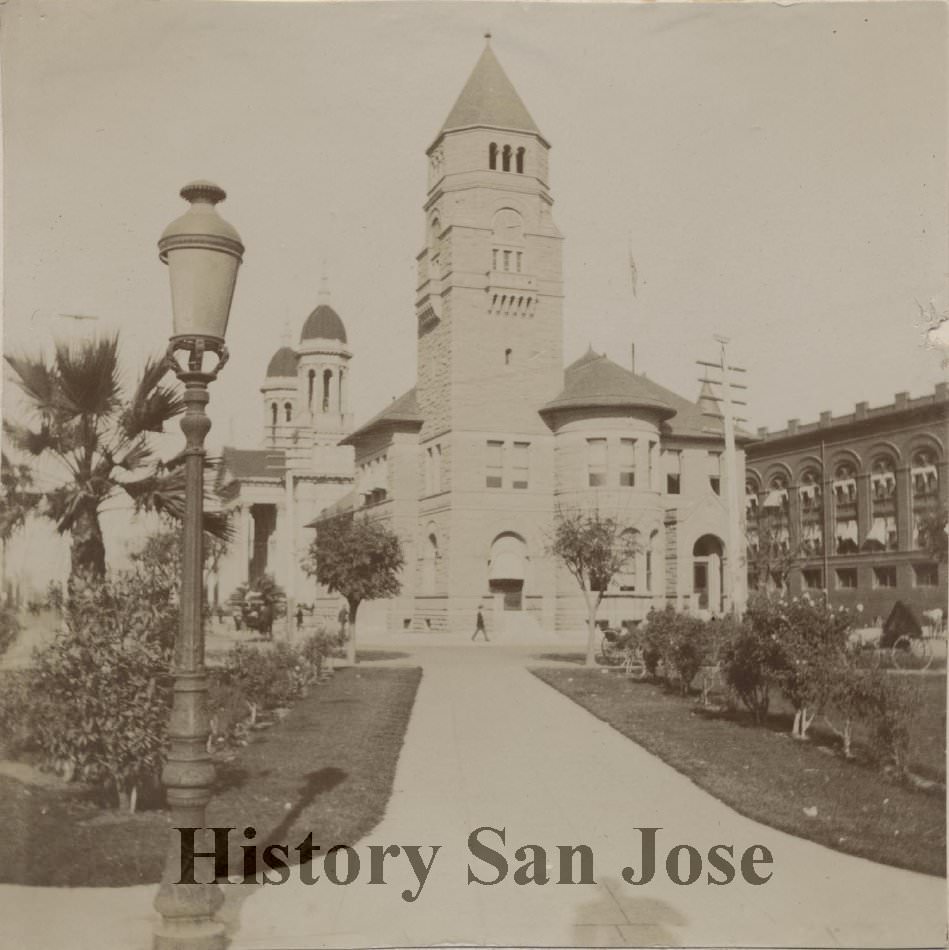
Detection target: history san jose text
<box><xmin>178</xmin><ymin>825</ymin><xmax>774</xmax><ymax>899</ymax></box>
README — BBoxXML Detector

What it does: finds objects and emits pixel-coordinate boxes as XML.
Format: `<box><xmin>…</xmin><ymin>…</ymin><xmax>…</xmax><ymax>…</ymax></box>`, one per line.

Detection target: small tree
<box><xmin>303</xmin><ymin>514</ymin><xmax>404</xmax><ymax>664</ymax></box>
<box><xmin>550</xmin><ymin>508</ymin><xmax>639</xmax><ymax>667</ymax></box>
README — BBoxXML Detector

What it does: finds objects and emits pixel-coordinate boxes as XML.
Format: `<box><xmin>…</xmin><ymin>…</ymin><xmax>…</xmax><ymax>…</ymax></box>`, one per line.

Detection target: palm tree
<box><xmin>4</xmin><ymin>335</ymin><xmax>229</xmax><ymax>582</ymax></box>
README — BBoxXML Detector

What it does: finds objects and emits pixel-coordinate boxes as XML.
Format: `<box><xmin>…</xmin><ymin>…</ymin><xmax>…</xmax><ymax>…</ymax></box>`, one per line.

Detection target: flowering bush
<box><xmin>721</xmin><ymin>616</ymin><xmax>784</xmax><ymax>723</ymax></box>
<box><xmin>745</xmin><ymin>594</ymin><xmax>855</xmax><ymax>738</ymax></box>
<box><xmin>28</xmin><ymin>570</ymin><xmax>175</xmax><ymax>810</ymax></box>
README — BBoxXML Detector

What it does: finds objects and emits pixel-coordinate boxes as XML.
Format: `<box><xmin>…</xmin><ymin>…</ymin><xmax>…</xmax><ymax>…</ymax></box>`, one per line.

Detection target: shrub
<box><xmin>745</xmin><ymin>594</ymin><xmax>855</xmax><ymax>738</ymax></box>
<box><xmin>220</xmin><ymin>642</ymin><xmax>312</xmax><ymax>718</ymax></box>
<box><xmin>27</xmin><ymin>571</ymin><xmax>175</xmax><ymax>810</ymax></box>
<box><xmin>299</xmin><ymin>629</ymin><xmax>338</xmax><ymax>678</ymax></box>
<box><xmin>664</xmin><ymin>615</ymin><xmax>711</xmax><ymax>694</ymax></box>
<box><xmin>207</xmin><ymin>677</ymin><xmax>251</xmax><ymax>748</ymax></box>
<box><xmin>721</xmin><ymin>617</ymin><xmax>784</xmax><ymax>724</ymax></box>
<box><xmin>0</xmin><ymin>670</ymin><xmax>32</xmax><ymax>754</ymax></box>
<box><xmin>0</xmin><ymin>604</ymin><xmax>20</xmax><ymax>657</ymax></box>
<box><xmin>862</xmin><ymin>675</ymin><xmax>922</xmax><ymax>779</ymax></box>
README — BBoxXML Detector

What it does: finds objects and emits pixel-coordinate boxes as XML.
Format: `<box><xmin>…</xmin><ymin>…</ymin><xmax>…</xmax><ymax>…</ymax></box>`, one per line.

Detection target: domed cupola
<box><xmin>265</xmin><ymin>345</ymin><xmax>299</xmax><ymax>378</ymax></box>
<box><xmin>295</xmin><ymin>276</ymin><xmax>353</xmax><ymax>443</ymax></box>
<box><xmin>301</xmin><ymin>304</ymin><xmax>347</xmax><ymax>344</ymax></box>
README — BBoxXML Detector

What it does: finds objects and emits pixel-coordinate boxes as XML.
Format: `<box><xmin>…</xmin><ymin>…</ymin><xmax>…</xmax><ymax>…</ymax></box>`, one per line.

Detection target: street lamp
<box><xmin>153</xmin><ymin>181</ymin><xmax>243</xmax><ymax>950</ymax></box>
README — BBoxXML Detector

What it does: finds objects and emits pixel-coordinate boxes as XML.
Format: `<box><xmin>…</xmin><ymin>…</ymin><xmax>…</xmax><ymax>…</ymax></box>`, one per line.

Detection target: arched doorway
<box><xmin>692</xmin><ymin>534</ymin><xmax>724</xmax><ymax>613</ymax></box>
<box><xmin>488</xmin><ymin>533</ymin><xmax>527</xmax><ymax>611</ymax></box>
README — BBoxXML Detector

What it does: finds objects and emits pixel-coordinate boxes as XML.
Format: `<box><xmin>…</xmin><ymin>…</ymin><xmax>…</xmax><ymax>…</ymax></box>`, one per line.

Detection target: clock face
<box><xmin>495</xmin><ymin>209</ymin><xmax>523</xmax><ymax>243</ymax></box>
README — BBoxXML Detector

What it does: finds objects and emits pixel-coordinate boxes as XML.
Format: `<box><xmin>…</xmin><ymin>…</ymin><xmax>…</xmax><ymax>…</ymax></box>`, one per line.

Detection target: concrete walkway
<box><xmin>1</xmin><ymin>643</ymin><xmax>945</xmax><ymax>948</ymax></box>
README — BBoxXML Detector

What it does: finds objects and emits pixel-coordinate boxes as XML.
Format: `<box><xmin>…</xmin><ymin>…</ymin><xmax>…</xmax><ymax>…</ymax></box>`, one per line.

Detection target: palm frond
<box><xmin>114</xmin><ymin>436</ymin><xmax>154</xmax><ymax>472</ymax></box>
<box><xmin>4</xmin><ymin>354</ymin><xmax>58</xmax><ymax>414</ymax></box>
<box><xmin>54</xmin><ymin>335</ymin><xmax>121</xmax><ymax>418</ymax></box>
<box><xmin>121</xmin><ymin>356</ymin><xmax>184</xmax><ymax>438</ymax></box>
<box><xmin>3</xmin><ymin>420</ymin><xmax>58</xmax><ymax>457</ymax></box>
<box><xmin>122</xmin><ymin>464</ymin><xmax>233</xmax><ymax>542</ymax></box>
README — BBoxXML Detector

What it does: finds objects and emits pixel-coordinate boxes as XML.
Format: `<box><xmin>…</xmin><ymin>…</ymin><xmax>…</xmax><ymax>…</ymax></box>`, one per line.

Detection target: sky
<box><xmin>2</xmin><ymin>0</ymin><xmax>947</xmax><ymax>460</ymax></box>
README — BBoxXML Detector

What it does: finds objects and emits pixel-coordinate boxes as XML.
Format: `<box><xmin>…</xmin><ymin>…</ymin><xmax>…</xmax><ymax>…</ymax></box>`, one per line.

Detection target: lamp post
<box><xmin>153</xmin><ymin>181</ymin><xmax>243</xmax><ymax>950</ymax></box>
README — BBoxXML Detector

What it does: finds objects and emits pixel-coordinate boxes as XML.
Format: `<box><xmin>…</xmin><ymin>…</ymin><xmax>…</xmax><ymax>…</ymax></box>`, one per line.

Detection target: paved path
<box><xmin>228</xmin><ymin>645</ymin><xmax>946</xmax><ymax>949</ymax></box>
<box><xmin>1</xmin><ymin>643</ymin><xmax>945</xmax><ymax>948</ymax></box>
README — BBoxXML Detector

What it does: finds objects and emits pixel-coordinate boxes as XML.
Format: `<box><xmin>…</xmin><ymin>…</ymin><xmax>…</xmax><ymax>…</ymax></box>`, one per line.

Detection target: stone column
<box><xmin>896</xmin><ymin>464</ymin><xmax>912</xmax><ymax>551</ymax></box>
<box><xmin>856</xmin><ymin>472</ymin><xmax>871</xmax><ymax>548</ymax></box>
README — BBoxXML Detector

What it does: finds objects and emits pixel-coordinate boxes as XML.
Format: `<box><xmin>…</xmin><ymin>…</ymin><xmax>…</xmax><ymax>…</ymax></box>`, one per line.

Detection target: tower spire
<box><xmin>319</xmin><ymin>259</ymin><xmax>331</xmax><ymax>303</ymax></box>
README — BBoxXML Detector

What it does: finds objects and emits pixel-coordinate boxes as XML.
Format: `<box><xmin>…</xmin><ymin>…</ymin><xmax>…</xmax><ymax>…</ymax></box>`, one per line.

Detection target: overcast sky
<box><xmin>3</xmin><ymin>0</ymin><xmax>947</xmax><ymax>454</ymax></box>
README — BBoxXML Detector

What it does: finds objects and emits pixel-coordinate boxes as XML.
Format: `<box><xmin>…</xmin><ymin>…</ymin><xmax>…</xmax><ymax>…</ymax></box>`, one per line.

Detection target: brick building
<box><xmin>745</xmin><ymin>384</ymin><xmax>948</xmax><ymax>620</ymax></box>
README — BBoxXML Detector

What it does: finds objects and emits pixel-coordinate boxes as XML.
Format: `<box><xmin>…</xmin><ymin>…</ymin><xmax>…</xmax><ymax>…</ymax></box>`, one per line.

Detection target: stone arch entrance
<box><xmin>488</xmin><ymin>533</ymin><xmax>527</xmax><ymax>611</ymax></box>
<box><xmin>692</xmin><ymin>534</ymin><xmax>724</xmax><ymax>613</ymax></box>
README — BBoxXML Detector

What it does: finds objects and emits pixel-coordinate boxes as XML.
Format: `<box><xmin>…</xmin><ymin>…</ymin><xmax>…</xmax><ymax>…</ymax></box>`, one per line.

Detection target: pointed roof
<box><xmin>340</xmin><ymin>387</ymin><xmax>423</xmax><ymax>446</ymax></box>
<box><xmin>541</xmin><ymin>350</ymin><xmax>676</xmax><ymax>420</ymax></box>
<box><xmin>542</xmin><ymin>350</ymin><xmax>755</xmax><ymax>443</ymax></box>
<box><xmin>439</xmin><ymin>43</ymin><xmax>542</xmax><ymax>139</ymax></box>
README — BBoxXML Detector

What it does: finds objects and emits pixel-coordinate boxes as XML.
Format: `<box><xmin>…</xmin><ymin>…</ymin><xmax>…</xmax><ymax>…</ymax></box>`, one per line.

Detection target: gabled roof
<box><xmin>340</xmin><ymin>387</ymin><xmax>423</xmax><ymax>446</ymax></box>
<box><xmin>439</xmin><ymin>44</ymin><xmax>542</xmax><ymax>139</ymax></box>
<box><xmin>219</xmin><ymin>447</ymin><xmax>286</xmax><ymax>481</ymax></box>
<box><xmin>542</xmin><ymin>349</ymin><xmax>754</xmax><ymax>443</ymax></box>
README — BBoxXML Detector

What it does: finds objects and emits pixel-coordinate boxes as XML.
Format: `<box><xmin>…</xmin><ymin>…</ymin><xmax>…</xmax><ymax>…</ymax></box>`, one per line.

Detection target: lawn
<box><xmin>533</xmin><ymin>667</ymin><xmax>945</xmax><ymax>877</ymax></box>
<box><xmin>0</xmin><ymin>665</ymin><xmax>421</xmax><ymax>886</ymax></box>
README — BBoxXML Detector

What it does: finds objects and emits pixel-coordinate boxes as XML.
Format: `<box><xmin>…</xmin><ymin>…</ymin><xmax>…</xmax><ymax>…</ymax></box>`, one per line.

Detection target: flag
<box><xmin>628</xmin><ymin>247</ymin><xmax>638</xmax><ymax>297</ymax></box>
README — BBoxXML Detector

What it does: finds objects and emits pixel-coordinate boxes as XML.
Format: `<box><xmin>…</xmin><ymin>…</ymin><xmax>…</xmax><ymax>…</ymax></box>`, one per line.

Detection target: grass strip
<box><xmin>532</xmin><ymin>667</ymin><xmax>945</xmax><ymax>877</ymax></box>
<box><xmin>0</xmin><ymin>666</ymin><xmax>421</xmax><ymax>886</ymax></box>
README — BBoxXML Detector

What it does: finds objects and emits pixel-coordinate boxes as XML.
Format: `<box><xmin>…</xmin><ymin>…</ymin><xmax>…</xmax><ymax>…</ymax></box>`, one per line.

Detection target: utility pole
<box><xmin>697</xmin><ymin>337</ymin><xmax>748</xmax><ymax>615</ymax></box>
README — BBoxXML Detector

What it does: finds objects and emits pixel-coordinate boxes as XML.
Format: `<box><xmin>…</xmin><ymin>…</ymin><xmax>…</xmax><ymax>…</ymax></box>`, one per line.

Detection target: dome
<box><xmin>301</xmin><ymin>304</ymin><xmax>347</xmax><ymax>344</ymax></box>
<box><xmin>265</xmin><ymin>346</ymin><xmax>299</xmax><ymax>378</ymax></box>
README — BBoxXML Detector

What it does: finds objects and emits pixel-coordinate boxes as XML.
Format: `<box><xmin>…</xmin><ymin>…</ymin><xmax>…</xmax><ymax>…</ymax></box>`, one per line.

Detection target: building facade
<box><xmin>745</xmin><ymin>384</ymin><xmax>948</xmax><ymax>620</ymax></box>
<box><xmin>311</xmin><ymin>41</ymin><xmax>747</xmax><ymax>638</ymax></box>
<box><xmin>214</xmin><ymin>284</ymin><xmax>355</xmax><ymax>612</ymax></box>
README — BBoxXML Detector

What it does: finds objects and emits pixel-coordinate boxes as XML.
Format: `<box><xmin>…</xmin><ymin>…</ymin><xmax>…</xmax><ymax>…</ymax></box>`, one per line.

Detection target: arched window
<box><xmin>912</xmin><ymin>448</ymin><xmax>938</xmax><ymax>497</ymax></box>
<box><xmin>322</xmin><ymin>369</ymin><xmax>333</xmax><ymax>413</ymax></box>
<box><xmin>422</xmin><ymin>532</ymin><xmax>438</xmax><ymax>595</ymax></box>
<box><xmin>616</xmin><ymin>529</ymin><xmax>641</xmax><ymax>592</ymax></box>
<box><xmin>646</xmin><ymin>529</ymin><xmax>660</xmax><ymax>593</ymax></box>
<box><xmin>761</xmin><ymin>475</ymin><xmax>790</xmax><ymax>554</ymax></box>
<box><xmin>270</xmin><ymin>403</ymin><xmax>277</xmax><ymax>426</ymax></box>
<box><xmin>912</xmin><ymin>447</ymin><xmax>940</xmax><ymax>548</ymax></box>
<box><xmin>502</xmin><ymin>144</ymin><xmax>512</xmax><ymax>172</ymax></box>
<box><xmin>492</xmin><ymin>208</ymin><xmax>524</xmax><ymax>281</ymax></box>
<box><xmin>515</xmin><ymin>146</ymin><xmax>525</xmax><ymax>173</ymax></box>
<box><xmin>504</xmin><ymin>348</ymin><xmax>512</xmax><ymax>365</ymax></box>
<box><xmin>308</xmin><ymin>369</ymin><xmax>315</xmax><ymax>409</ymax></box>
<box><xmin>833</xmin><ymin>461</ymin><xmax>858</xmax><ymax>553</ymax></box>
<box><xmin>284</xmin><ymin>402</ymin><xmax>292</xmax><ymax>423</ymax></box>
<box><xmin>488</xmin><ymin>143</ymin><xmax>498</xmax><ymax>170</ymax></box>
<box><xmin>799</xmin><ymin>468</ymin><xmax>823</xmax><ymax>555</ymax></box>
<box><xmin>867</xmin><ymin>456</ymin><xmax>898</xmax><ymax>551</ymax></box>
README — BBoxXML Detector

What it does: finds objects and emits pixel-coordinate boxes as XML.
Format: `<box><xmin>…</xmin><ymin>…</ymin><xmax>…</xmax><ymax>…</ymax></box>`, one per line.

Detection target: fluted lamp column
<box><xmin>153</xmin><ymin>181</ymin><xmax>244</xmax><ymax>950</ymax></box>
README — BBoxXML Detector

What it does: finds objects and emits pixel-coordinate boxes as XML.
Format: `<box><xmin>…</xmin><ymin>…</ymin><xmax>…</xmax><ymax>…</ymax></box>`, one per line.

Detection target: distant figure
<box><xmin>296</xmin><ymin>606</ymin><xmax>304</xmax><ymax>630</ymax></box>
<box><xmin>258</xmin><ymin>603</ymin><xmax>273</xmax><ymax>641</ymax></box>
<box><xmin>338</xmin><ymin>604</ymin><xmax>349</xmax><ymax>643</ymax></box>
<box><xmin>472</xmin><ymin>604</ymin><xmax>489</xmax><ymax>642</ymax></box>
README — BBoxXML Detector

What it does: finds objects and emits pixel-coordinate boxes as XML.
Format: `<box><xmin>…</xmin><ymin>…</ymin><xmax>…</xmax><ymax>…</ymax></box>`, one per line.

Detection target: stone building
<box><xmin>745</xmin><ymin>385</ymin><xmax>948</xmax><ymax>620</ymax></box>
<box><xmin>213</xmin><ymin>282</ymin><xmax>355</xmax><ymax>611</ymax></box>
<box><xmin>306</xmin><ymin>41</ymin><xmax>748</xmax><ymax>638</ymax></box>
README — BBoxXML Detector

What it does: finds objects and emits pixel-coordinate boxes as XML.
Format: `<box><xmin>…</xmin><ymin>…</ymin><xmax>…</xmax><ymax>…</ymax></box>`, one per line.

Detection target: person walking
<box><xmin>472</xmin><ymin>604</ymin><xmax>489</xmax><ymax>642</ymax></box>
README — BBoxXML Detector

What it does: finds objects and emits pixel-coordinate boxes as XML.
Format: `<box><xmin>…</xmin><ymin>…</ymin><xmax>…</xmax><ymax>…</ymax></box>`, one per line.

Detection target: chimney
<box><xmin>936</xmin><ymin>381</ymin><xmax>949</xmax><ymax>401</ymax></box>
<box><xmin>894</xmin><ymin>392</ymin><xmax>909</xmax><ymax>411</ymax></box>
<box><xmin>819</xmin><ymin>411</ymin><xmax>832</xmax><ymax>427</ymax></box>
<box><xmin>855</xmin><ymin>401</ymin><xmax>868</xmax><ymax>420</ymax></box>
<box><xmin>787</xmin><ymin>418</ymin><xmax>799</xmax><ymax>435</ymax></box>
<box><xmin>757</xmin><ymin>426</ymin><xmax>768</xmax><ymax>439</ymax></box>
<box><xmin>630</xmin><ymin>343</ymin><xmax>636</xmax><ymax>375</ymax></box>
